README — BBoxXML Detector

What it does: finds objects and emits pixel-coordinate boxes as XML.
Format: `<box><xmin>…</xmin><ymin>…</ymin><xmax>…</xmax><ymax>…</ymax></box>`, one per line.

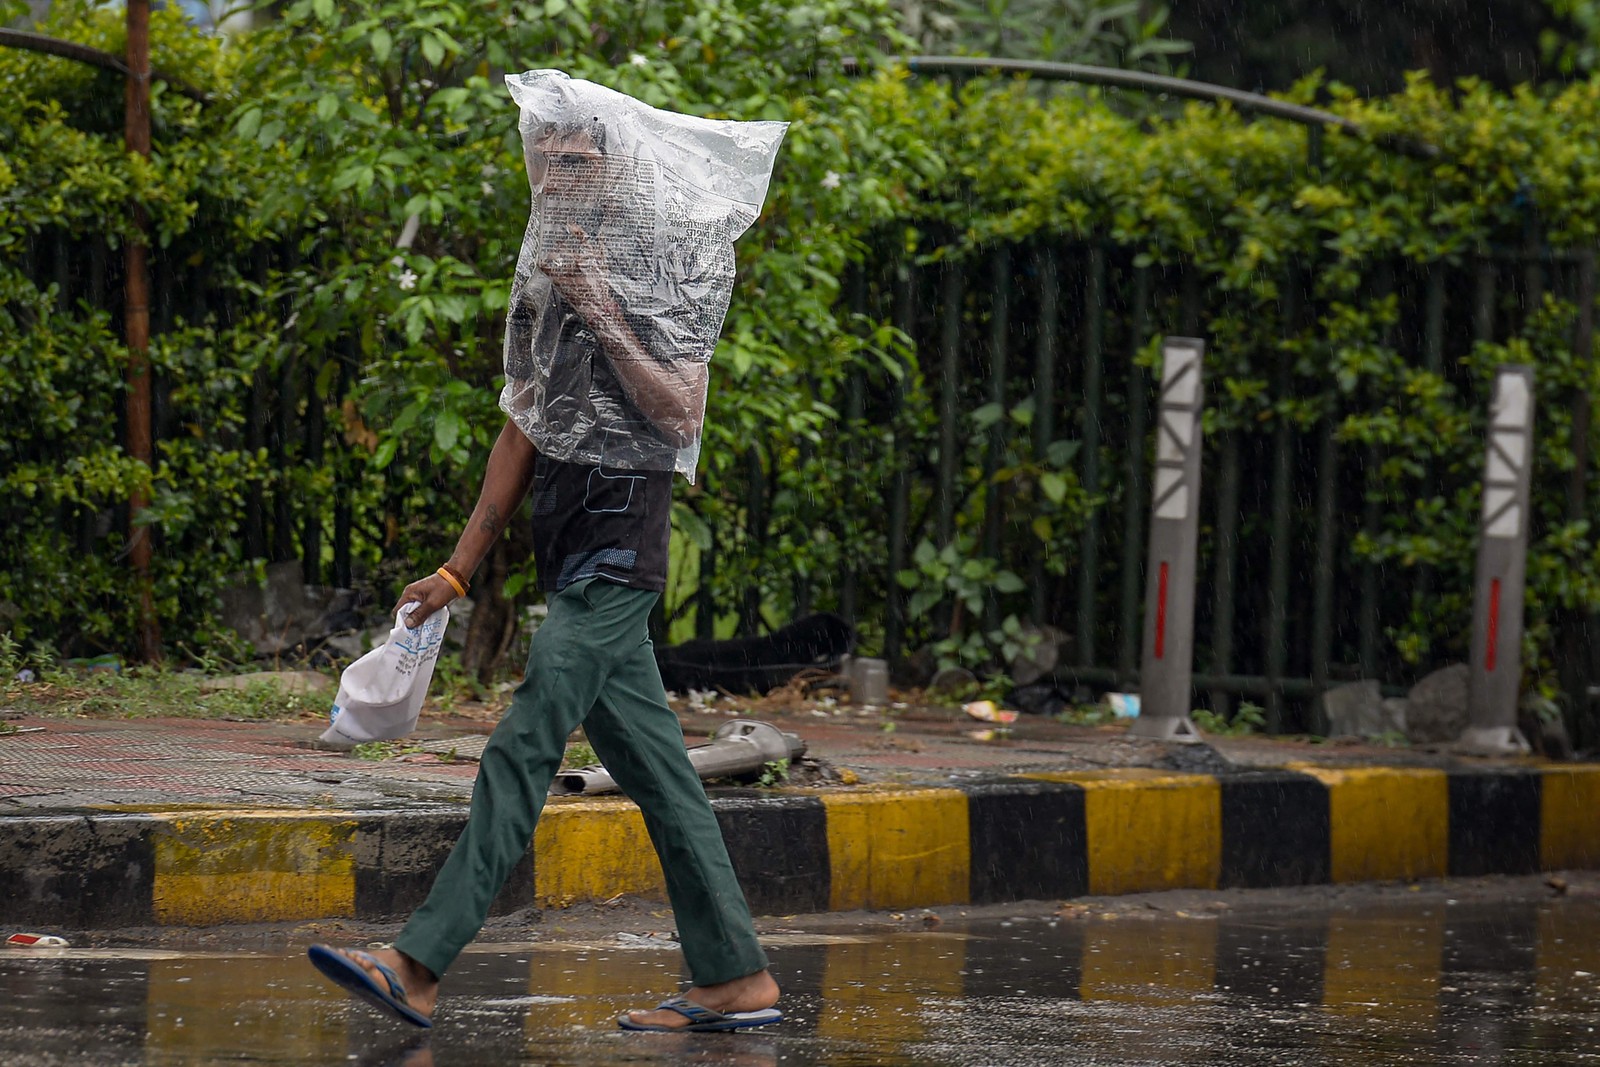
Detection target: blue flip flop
<box><xmin>617</xmin><ymin>995</ymin><xmax>782</xmax><ymax>1033</ymax></box>
<box><xmin>308</xmin><ymin>944</ymin><xmax>433</xmax><ymax>1029</ymax></box>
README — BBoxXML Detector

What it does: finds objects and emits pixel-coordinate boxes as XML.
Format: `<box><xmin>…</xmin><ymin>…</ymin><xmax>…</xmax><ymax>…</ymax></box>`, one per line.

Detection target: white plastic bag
<box><xmin>499</xmin><ymin>69</ymin><xmax>788</xmax><ymax>482</ymax></box>
<box><xmin>319</xmin><ymin>603</ymin><xmax>449</xmax><ymax>746</ymax></box>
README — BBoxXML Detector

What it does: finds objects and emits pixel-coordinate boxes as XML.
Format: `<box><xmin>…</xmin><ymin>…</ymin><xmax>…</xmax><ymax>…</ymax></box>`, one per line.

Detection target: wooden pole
<box><xmin>125</xmin><ymin>0</ymin><xmax>160</xmax><ymax>662</ymax></box>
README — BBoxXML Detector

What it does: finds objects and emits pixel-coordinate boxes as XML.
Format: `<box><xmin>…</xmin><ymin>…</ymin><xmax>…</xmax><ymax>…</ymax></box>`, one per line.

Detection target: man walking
<box><xmin>308</xmin><ymin>71</ymin><xmax>787</xmax><ymax>1034</ymax></box>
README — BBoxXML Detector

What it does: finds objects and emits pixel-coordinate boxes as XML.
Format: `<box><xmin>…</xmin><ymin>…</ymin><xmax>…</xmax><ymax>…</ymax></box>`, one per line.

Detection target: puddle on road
<box><xmin>2</xmin><ymin>899</ymin><xmax>1599</xmax><ymax>1066</ymax></box>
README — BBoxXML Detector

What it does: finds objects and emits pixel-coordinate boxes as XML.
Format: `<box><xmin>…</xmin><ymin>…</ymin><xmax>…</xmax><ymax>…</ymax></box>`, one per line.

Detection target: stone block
<box><xmin>1405</xmin><ymin>663</ymin><xmax>1470</xmax><ymax>744</ymax></box>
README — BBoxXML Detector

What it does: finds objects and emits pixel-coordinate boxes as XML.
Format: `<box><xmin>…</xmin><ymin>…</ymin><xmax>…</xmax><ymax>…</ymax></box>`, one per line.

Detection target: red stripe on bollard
<box><xmin>1485</xmin><ymin>578</ymin><xmax>1501</xmax><ymax>673</ymax></box>
<box><xmin>1155</xmin><ymin>561</ymin><xmax>1169</xmax><ymax>659</ymax></box>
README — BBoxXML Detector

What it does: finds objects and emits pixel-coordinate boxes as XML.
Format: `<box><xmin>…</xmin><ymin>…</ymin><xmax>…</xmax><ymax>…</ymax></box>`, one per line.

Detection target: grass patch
<box><xmin>561</xmin><ymin>740</ymin><xmax>598</xmax><ymax>769</ymax></box>
<box><xmin>1190</xmin><ymin>703</ymin><xmax>1267</xmax><ymax>737</ymax></box>
<box><xmin>756</xmin><ymin>758</ymin><xmax>789</xmax><ymax>788</ymax></box>
<box><xmin>1</xmin><ymin>633</ymin><xmax>326</xmax><ymax>722</ymax></box>
<box><xmin>427</xmin><ymin>652</ymin><xmax>489</xmax><ymax>715</ymax></box>
<box><xmin>1056</xmin><ymin>704</ymin><xmax>1118</xmax><ymax>727</ymax></box>
<box><xmin>351</xmin><ymin>740</ymin><xmax>428</xmax><ymax>760</ymax></box>
<box><xmin>7</xmin><ymin>670</ymin><xmax>324</xmax><ymax>721</ymax></box>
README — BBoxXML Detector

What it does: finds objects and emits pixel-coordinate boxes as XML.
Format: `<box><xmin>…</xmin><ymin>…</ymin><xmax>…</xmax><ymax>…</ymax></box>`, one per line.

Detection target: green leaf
<box><xmin>969</xmin><ymin>401</ymin><xmax>1004</xmax><ymax>429</ymax></box>
<box><xmin>315</xmin><ymin>93</ymin><xmax>340</xmax><ymax>122</ymax></box>
<box><xmin>1045</xmin><ymin>440</ymin><xmax>1080</xmax><ymax>467</ymax></box>
<box><xmin>994</xmin><ymin>571</ymin><xmax>1025</xmax><ymax>594</ymax></box>
<box><xmin>431</xmin><ymin>87</ymin><xmax>470</xmax><ymax>112</ymax></box>
<box><xmin>433</xmin><ymin>295</ymin><xmax>471</xmax><ymax>324</ymax></box>
<box><xmin>908</xmin><ymin>587</ymin><xmax>942</xmax><ymax>619</ymax></box>
<box><xmin>421</xmin><ymin>34</ymin><xmax>445</xmax><ymax>66</ymax></box>
<box><xmin>433</xmin><ymin>409</ymin><xmax>466</xmax><ymax>453</ymax></box>
<box><xmin>672</xmin><ymin>504</ymin><xmax>712</xmax><ymax>551</ymax></box>
<box><xmin>404</xmin><ymin>304</ymin><xmax>428</xmax><ymax>344</ymax></box>
<box><xmin>331</xmin><ymin>164</ymin><xmax>366</xmax><ymax>192</ymax></box>
<box><xmin>390</xmin><ymin>402</ymin><xmax>424</xmax><ymax>436</ymax></box>
<box><xmin>234</xmin><ymin>106</ymin><xmax>263</xmax><ymax>140</ymax></box>
<box><xmin>312</xmin><ymin>0</ymin><xmax>333</xmax><ymax>23</ymax></box>
<box><xmin>1040</xmin><ymin>472</ymin><xmax>1068</xmax><ymax>505</ymax></box>
<box><xmin>370</xmin><ymin>26</ymin><xmax>392</xmax><ymax>63</ymax></box>
<box><xmin>431</xmin><ymin>30</ymin><xmax>462</xmax><ymax>59</ymax></box>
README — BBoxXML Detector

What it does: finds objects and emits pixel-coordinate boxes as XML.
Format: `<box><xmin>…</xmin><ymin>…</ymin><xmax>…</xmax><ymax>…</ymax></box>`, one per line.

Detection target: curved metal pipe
<box><xmin>550</xmin><ymin>719</ymin><xmax>806</xmax><ymax>796</ymax></box>
<box><xmin>845</xmin><ymin>54</ymin><xmax>1435</xmax><ymax>158</ymax></box>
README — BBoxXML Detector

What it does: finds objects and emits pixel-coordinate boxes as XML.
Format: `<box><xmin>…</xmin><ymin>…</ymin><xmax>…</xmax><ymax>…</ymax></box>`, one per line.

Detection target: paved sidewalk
<box><xmin>3</xmin><ymin>698</ymin><xmax>1598</xmax><ymax>930</ymax></box>
<box><xmin>0</xmin><ymin>698</ymin><xmax>1520</xmax><ymax>814</ymax></box>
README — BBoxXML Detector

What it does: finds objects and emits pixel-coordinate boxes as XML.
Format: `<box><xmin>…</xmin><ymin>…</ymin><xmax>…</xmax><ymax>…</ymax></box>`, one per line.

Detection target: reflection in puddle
<box><xmin>1</xmin><ymin>899</ymin><xmax>1598</xmax><ymax>1065</ymax></box>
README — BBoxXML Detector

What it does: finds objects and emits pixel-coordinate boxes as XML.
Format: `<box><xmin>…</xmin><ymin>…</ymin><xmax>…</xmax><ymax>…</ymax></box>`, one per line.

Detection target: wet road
<box><xmin>3</xmin><ymin>896</ymin><xmax>1599</xmax><ymax>1066</ymax></box>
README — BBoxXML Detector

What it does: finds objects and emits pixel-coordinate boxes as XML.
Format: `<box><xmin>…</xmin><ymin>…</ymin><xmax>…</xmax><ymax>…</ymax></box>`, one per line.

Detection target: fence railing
<box><xmin>10</xmin><ymin>56</ymin><xmax>1598</xmax><ymax>743</ymax></box>
<box><xmin>801</xmin><ymin>238</ymin><xmax>1596</xmax><ymax>733</ymax></box>
<box><xmin>737</xmin><ymin>58</ymin><xmax>1599</xmax><ymax>737</ymax></box>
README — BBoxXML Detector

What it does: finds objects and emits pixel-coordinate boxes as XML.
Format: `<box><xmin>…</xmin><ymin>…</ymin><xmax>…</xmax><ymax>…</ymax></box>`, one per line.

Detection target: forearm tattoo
<box><xmin>480</xmin><ymin>502</ymin><xmax>504</xmax><ymax>537</ymax></box>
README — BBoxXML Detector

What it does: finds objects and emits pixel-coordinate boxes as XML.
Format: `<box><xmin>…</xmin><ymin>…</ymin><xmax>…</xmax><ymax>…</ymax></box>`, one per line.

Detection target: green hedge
<box><xmin>3</xmin><ymin>1</ymin><xmax>1598</xmax><ymax>720</ymax></box>
<box><xmin>842</xmin><ymin>71</ymin><xmax>1600</xmax><ymax>690</ymax></box>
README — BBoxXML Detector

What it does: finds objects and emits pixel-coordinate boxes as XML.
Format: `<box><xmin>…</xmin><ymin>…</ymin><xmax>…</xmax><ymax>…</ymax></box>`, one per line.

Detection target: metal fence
<box><xmin>15</xmin><ymin>230</ymin><xmax>364</xmax><ymax>590</ymax></box>
<box><xmin>12</xmin><ymin>55</ymin><xmax>1598</xmax><ymax>740</ymax></box>
<box><xmin>805</xmin><ymin>236</ymin><xmax>1597</xmax><ymax>734</ymax></box>
<box><xmin>737</xmin><ymin>58</ymin><xmax>1600</xmax><ymax>738</ymax></box>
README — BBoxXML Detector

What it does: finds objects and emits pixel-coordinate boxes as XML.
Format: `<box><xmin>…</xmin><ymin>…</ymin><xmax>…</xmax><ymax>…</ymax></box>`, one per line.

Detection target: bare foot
<box><xmin>623</xmin><ymin>969</ymin><xmax>781</xmax><ymax>1030</ymax></box>
<box><xmin>333</xmin><ymin>946</ymin><xmax>440</xmax><ymax>1021</ymax></box>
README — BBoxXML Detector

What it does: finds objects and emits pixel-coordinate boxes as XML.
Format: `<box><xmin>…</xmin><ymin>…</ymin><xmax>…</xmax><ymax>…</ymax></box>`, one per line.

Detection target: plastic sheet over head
<box><xmin>501</xmin><ymin>70</ymin><xmax>788</xmax><ymax>481</ymax></box>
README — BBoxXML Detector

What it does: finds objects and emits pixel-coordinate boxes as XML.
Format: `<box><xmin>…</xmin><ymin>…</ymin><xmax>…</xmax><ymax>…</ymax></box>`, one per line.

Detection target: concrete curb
<box><xmin>5</xmin><ymin>765</ymin><xmax>1599</xmax><ymax>929</ymax></box>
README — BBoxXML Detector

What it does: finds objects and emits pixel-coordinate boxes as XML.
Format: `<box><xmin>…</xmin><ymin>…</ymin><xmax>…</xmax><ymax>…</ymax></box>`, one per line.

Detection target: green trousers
<box><xmin>393</xmin><ymin>577</ymin><xmax>769</xmax><ymax>986</ymax></box>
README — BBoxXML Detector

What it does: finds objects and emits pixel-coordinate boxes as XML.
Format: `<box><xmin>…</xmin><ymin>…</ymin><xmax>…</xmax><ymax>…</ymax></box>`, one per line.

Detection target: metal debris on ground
<box><xmin>964</xmin><ymin>700</ymin><xmax>1019</xmax><ymax>725</ymax></box>
<box><xmin>550</xmin><ymin>718</ymin><xmax>803</xmax><ymax>795</ymax></box>
<box><xmin>6</xmin><ymin>933</ymin><xmax>68</xmax><ymax>948</ymax></box>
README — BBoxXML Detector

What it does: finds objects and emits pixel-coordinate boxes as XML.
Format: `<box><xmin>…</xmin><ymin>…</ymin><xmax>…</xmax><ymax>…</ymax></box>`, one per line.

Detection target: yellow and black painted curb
<box><xmin>5</xmin><ymin>765</ymin><xmax>1597</xmax><ymax>928</ymax></box>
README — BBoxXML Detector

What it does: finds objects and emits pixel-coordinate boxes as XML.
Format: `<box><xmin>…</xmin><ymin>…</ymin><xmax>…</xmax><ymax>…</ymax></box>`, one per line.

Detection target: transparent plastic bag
<box><xmin>319</xmin><ymin>603</ymin><xmax>449</xmax><ymax>746</ymax></box>
<box><xmin>500</xmin><ymin>70</ymin><xmax>788</xmax><ymax>481</ymax></box>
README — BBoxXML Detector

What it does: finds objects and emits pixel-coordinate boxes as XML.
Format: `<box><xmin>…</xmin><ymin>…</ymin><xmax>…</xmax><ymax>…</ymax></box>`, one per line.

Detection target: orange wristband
<box><xmin>436</xmin><ymin>566</ymin><xmax>468</xmax><ymax>598</ymax></box>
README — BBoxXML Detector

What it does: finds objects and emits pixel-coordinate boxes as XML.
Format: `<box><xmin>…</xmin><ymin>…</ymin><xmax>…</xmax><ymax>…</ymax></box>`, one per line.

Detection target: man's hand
<box><xmin>537</xmin><ymin>224</ymin><xmax>705</xmax><ymax>446</ymax></box>
<box><xmin>392</xmin><ymin>573</ymin><xmax>459</xmax><ymax>629</ymax></box>
<box><xmin>538</xmin><ymin>223</ymin><xmax>609</xmax><ymax>311</ymax></box>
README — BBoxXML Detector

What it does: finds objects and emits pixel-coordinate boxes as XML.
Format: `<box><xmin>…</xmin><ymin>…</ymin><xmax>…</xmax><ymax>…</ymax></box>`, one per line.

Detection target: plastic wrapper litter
<box><xmin>501</xmin><ymin>70</ymin><xmax>788</xmax><ymax>481</ymax></box>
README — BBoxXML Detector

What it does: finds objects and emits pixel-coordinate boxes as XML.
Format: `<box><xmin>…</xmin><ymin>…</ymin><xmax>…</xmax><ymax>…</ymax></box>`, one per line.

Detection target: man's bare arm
<box><xmin>540</xmin><ymin>229</ymin><xmax>706</xmax><ymax>446</ymax></box>
<box><xmin>393</xmin><ymin>419</ymin><xmax>539</xmax><ymax>624</ymax></box>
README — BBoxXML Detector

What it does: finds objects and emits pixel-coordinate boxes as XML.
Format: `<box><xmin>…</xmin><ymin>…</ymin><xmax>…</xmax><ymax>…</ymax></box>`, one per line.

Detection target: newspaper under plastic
<box><xmin>501</xmin><ymin>70</ymin><xmax>788</xmax><ymax>481</ymax></box>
